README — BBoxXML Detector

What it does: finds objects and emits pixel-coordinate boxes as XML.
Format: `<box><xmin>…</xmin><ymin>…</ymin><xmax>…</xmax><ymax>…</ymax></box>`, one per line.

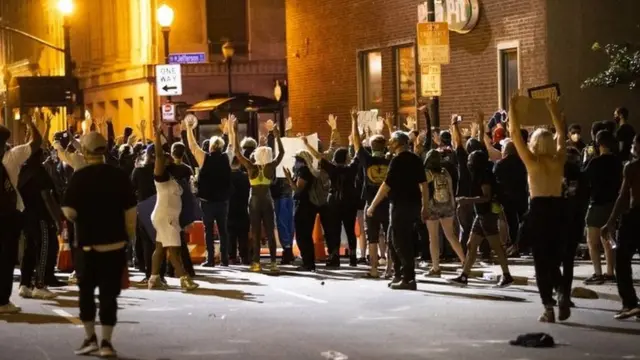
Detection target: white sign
<box><xmin>276</xmin><ymin>133</ymin><xmax>319</xmax><ymax>178</ymax></box>
<box><xmin>156</xmin><ymin>64</ymin><xmax>183</xmax><ymax>96</ymax></box>
<box><xmin>161</xmin><ymin>103</ymin><xmax>176</xmax><ymax>123</ymax></box>
<box><xmin>420</xmin><ymin>65</ymin><xmax>442</xmax><ymax>97</ymax></box>
<box><xmin>356</xmin><ymin>110</ymin><xmax>379</xmax><ymax>134</ymax></box>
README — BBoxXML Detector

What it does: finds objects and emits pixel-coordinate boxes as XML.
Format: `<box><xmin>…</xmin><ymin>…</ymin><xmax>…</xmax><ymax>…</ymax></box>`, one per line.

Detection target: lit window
<box><xmin>395</xmin><ymin>46</ymin><xmax>416</xmax><ymax>117</ymax></box>
<box><xmin>361</xmin><ymin>51</ymin><xmax>382</xmax><ymax>110</ymax></box>
<box><xmin>499</xmin><ymin>48</ymin><xmax>519</xmax><ymax>111</ymax></box>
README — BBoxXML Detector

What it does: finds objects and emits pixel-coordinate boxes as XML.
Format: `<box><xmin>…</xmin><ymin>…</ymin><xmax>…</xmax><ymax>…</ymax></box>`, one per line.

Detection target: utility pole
<box><xmin>427</xmin><ymin>0</ymin><xmax>440</xmax><ymax>129</ymax></box>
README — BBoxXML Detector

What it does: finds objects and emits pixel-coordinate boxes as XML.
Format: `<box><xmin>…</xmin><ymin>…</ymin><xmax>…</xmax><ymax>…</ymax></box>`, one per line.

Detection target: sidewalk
<box><xmin>440</xmin><ymin>257</ymin><xmax>640</xmax><ymax>302</ymax></box>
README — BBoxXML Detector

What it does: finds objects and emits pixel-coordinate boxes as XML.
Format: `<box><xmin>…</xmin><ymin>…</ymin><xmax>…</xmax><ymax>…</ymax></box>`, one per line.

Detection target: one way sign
<box><xmin>156</xmin><ymin>64</ymin><xmax>183</xmax><ymax>96</ymax></box>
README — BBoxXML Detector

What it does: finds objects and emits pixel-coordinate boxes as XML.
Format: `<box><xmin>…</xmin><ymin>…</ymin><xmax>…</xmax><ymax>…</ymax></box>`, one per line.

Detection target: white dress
<box><xmin>151</xmin><ymin>177</ymin><xmax>183</xmax><ymax>247</ymax></box>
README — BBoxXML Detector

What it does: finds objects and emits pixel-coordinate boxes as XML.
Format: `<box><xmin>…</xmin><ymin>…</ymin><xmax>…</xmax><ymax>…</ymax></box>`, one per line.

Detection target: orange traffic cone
<box><xmin>312</xmin><ymin>214</ymin><xmax>327</xmax><ymax>261</ymax></box>
<box><xmin>57</xmin><ymin>221</ymin><xmax>73</xmax><ymax>273</ymax></box>
<box><xmin>186</xmin><ymin>221</ymin><xmax>206</xmax><ymax>264</ymax></box>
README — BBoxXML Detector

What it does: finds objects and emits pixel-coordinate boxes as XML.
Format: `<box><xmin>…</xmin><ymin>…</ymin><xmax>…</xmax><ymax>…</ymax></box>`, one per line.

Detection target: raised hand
<box><xmin>327</xmin><ymin>114</ymin><xmax>338</xmax><ymax>130</ymax></box>
<box><xmin>183</xmin><ymin>114</ymin><xmax>198</xmax><ymax>130</ymax></box>
<box><xmin>266</xmin><ymin>119</ymin><xmax>275</xmax><ymax>132</ymax></box>
<box><xmin>285</xmin><ymin>117</ymin><xmax>293</xmax><ymax>131</ymax></box>
<box><xmin>384</xmin><ymin>113</ymin><xmax>394</xmax><ymax>129</ymax></box>
<box><xmin>404</xmin><ymin>116</ymin><xmax>417</xmax><ymax>131</ymax></box>
<box><xmin>272</xmin><ymin>124</ymin><xmax>280</xmax><ymax>137</ymax></box>
<box><xmin>375</xmin><ymin>116</ymin><xmax>385</xmax><ymax>134</ymax></box>
<box><xmin>299</xmin><ymin>134</ymin><xmax>308</xmax><ymax>145</ymax></box>
<box><xmin>137</xmin><ymin>119</ymin><xmax>147</xmax><ymax>134</ymax></box>
<box><xmin>350</xmin><ymin>107</ymin><xmax>358</xmax><ymax>119</ymax></box>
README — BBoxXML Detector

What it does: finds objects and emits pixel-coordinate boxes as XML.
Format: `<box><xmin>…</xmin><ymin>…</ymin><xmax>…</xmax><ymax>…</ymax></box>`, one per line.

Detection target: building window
<box><xmin>499</xmin><ymin>48</ymin><xmax>519</xmax><ymax>111</ymax></box>
<box><xmin>395</xmin><ymin>46</ymin><xmax>417</xmax><ymax>117</ymax></box>
<box><xmin>206</xmin><ymin>0</ymin><xmax>248</xmax><ymax>56</ymax></box>
<box><xmin>360</xmin><ymin>51</ymin><xmax>383</xmax><ymax>110</ymax></box>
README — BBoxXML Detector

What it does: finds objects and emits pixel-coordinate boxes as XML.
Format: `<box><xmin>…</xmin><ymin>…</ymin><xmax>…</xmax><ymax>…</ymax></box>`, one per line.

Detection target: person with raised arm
<box><xmin>184</xmin><ymin>115</ymin><xmax>232</xmax><ymax>267</ymax></box>
<box><xmin>507</xmin><ymin>93</ymin><xmax>570</xmax><ymax>323</ymax></box>
<box><xmin>232</xmin><ymin>118</ymin><xmax>285</xmax><ymax>272</ymax></box>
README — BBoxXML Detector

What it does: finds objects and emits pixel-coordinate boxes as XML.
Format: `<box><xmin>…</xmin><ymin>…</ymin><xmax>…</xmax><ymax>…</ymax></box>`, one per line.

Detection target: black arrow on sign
<box><xmin>162</xmin><ymin>85</ymin><xmax>177</xmax><ymax>91</ymax></box>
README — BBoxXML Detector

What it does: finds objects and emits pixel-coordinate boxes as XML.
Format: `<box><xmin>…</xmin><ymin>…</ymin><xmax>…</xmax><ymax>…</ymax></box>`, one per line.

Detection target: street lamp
<box><xmin>222</xmin><ymin>41</ymin><xmax>235</xmax><ymax>98</ymax></box>
<box><xmin>57</xmin><ymin>0</ymin><xmax>74</xmax><ymax>125</ymax></box>
<box><xmin>274</xmin><ymin>80</ymin><xmax>284</xmax><ymax>131</ymax></box>
<box><xmin>157</xmin><ymin>4</ymin><xmax>175</xmax><ymax>143</ymax></box>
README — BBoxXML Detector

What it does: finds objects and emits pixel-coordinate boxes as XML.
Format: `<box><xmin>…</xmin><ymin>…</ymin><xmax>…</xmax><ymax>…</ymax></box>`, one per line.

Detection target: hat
<box><xmin>80</xmin><ymin>131</ymin><xmax>108</xmax><ymax>153</ymax></box>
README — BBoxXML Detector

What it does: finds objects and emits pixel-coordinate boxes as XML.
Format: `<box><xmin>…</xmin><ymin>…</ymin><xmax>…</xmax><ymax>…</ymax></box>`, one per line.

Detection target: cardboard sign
<box><xmin>528</xmin><ymin>83</ymin><xmax>561</xmax><ymax>101</ymax></box>
<box><xmin>357</xmin><ymin>110</ymin><xmax>379</xmax><ymax>134</ymax></box>
<box><xmin>512</xmin><ymin>96</ymin><xmax>552</xmax><ymax>126</ymax></box>
<box><xmin>276</xmin><ymin>133</ymin><xmax>319</xmax><ymax>178</ymax></box>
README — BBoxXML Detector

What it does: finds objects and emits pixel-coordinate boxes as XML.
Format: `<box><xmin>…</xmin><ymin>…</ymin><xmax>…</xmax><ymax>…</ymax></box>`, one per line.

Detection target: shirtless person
<box><xmin>602</xmin><ymin>134</ymin><xmax>640</xmax><ymax>320</ymax></box>
<box><xmin>509</xmin><ymin>94</ymin><xmax>570</xmax><ymax>323</ymax></box>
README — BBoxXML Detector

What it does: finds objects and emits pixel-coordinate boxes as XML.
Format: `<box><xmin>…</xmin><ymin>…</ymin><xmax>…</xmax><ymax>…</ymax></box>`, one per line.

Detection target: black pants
<box><xmin>294</xmin><ymin>204</ymin><xmax>318</xmax><ymax>268</ymax></box>
<box><xmin>167</xmin><ymin>232</ymin><xmax>195</xmax><ymax>278</ymax></box>
<box><xmin>327</xmin><ymin>201</ymin><xmax>358</xmax><ymax>255</ymax></box>
<box><xmin>502</xmin><ymin>199</ymin><xmax>527</xmax><ymax>245</ymax></box>
<box><xmin>416</xmin><ymin>222</ymin><xmax>429</xmax><ymax>261</ymax></box>
<box><xmin>529</xmin><ymin>197</ymin><xmax>569</xmax><ymax>306</ymax></box>
<box><xmin>365</xmin><ymin>212</ymin><xmax>389</xmax><ymax>245</ymax></box>
<box><xmin>559</xmin><ymin>211</ymin><xmax>583</xmax><ymax>296</ymax></box>
<box><xmin>457</xmin><ymin>203</ymin><xmax>474</xmax><ymax>254</ymax></box>
<box><xmin>229</xmin><ymin>216</ymin><xmax>249</xmax><ymax>263</ymax></box>
<box><xmin>389</xmin><ymin>203</ymin><xmax>420</xmax><ymax>282</ymax></box>
<box><xmin>249</xmin><ymin>195</ymin><xmax>277</xmax><ymax>263</ymax></box>
<box><xmin>21</xmin><ymin>216</ymin><xmax>57</xmax><ymax>288</ymax></box>
<box><xmin>0</xmin><ymin>211</ymin><xmax>22</xmax><ymax>306</ymax></box>
<box><xmin>76</xmin><ymin>248</ymin><xmax>126</xmax><ymax>326</ymax></box>
<box><xmin>616</xmin><ymin>207</ymin><xmax>640</xmax><ymax>309</ymax></box>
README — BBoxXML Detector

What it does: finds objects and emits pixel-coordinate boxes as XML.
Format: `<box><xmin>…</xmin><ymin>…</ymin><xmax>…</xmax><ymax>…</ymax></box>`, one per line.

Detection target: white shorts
<box><xmin>152</xmin><ymin>217</ymin><xmax>182</xmax><ymax>247</ymax></box>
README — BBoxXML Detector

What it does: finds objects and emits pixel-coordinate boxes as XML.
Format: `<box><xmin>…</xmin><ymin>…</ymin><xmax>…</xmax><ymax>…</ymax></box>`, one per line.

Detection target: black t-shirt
<box><xmin>455</xmin><ymin>147</ymin><xmax>471</xmax><ymax>197</ymax></box>
<box><xmin>63</xmin><ymin>163</ymin><xmax>137</xmax><ymax>247</ymax></box>
<box><xmin>293</xmin><ymin>166</ymin><xmax>314</xmax><ymax>206</ymax></box>
<box><xmin>616</xmin><ymin>123</ymin><xmax>636</xmax><ymax>161</ymax></box>
<box><xmin>584</xmin><ymin>153</ymin><xmax>623</xmax><ymax>205</ymax></box>
<box><xmin>493</xmin><ymin>155</ymin><xmax>528</xmax><ymax>205</ymax></box>
<box><xmin>470</xmin><ymin>169</ymin><xmax>496</xmax><ymax>215</ymax></box>
<box><xmin>564</xmin><ymin>161</ymin><xmax>589</xmax><ymax>217</ymax></box>
<box><xmin>320</xmin><ymin>158</ymin><xmax>359</xmax><ymax>206</ymax></box>
<box><xmin>197</xmin><ymin>152</ymin><xmax>231</xmax><ymax>202</ymax></box>
<box><xmin>384</xmin><ymin>151</ymin><xmax>426</xmax><ymax>207</ymax></box>
<box><xmin>229</xmin><ymin>169</ymin><xmax>250</xmax><ymax>219</ymax></box>
<box><xmin>357</xmin><ymin>147</ymin><xmax>390</xmax><ymax>206</ymax></box>
<box><xmin>168</xmin><ymin>163</ymin><xmax>193</xmax><ymax>183</ymax></box>
<box><xmin>18</xmin><ymin>161</ymin><xmax>56</xmax><ymax>221</ymax></box>
<box><xmin>131</xmin><ymin>163</ymin><xmax>156</xmax><ymax>203</ymax></box>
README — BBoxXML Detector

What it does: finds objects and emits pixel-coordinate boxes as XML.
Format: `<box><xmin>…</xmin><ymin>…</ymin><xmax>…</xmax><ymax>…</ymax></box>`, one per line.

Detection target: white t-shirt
<box><xmin>1</xmin><ymin>144</ymin><xmax>32</xmax><ymax>212</ymax></box>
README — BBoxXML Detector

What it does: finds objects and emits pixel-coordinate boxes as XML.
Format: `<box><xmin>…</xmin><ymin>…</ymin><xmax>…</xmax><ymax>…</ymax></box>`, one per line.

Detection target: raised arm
<box><xmin>153</xmin><ymin>124</ymin><xmax>166</xmax><ymax>177</ymax></box>
<box><xmin>272</xmin><ymin>126</ymin><xmax>285</xmax><ymax>166</ymax></box>
<box><xmin>184</xmin><ymin>117</ymin><xmax>206</xmax><ymax>167</ymax></box>
<box><xmin>547</xmin><ymin>99</ymin><xmax>566</xmax><ymax>160</ymax></box>
<box><xmin>43</xmin><ymin>114</ymin><xmax>52</xmax><ymax>149</ymax></box>
<box><xmin>507</xmin><ymin>95</ymin><xmax>536</xmax><ymax>166</ymax></box>
<box><xmin>477</xmin><ymin>112</ymin><xmax>501</xmax><ymax>161</ymax></box>
<box><xmin>351</xmin><ymin>108</ymin><xmax>362</xmax><ymax>153</ymax></box>
<box><xmin>230</xmin><ymin>117</ymin><xmax>255</xmax><ymax>171</ymax></box>
<box><xmin>27</xmin><ymin>117</ymin><xmax>43</xmax><ymax>154</ymax></box>
<box><xmin>302</xmin><ymin>136</ymin><xmax>323</xmax><ymax>160</ymax></box>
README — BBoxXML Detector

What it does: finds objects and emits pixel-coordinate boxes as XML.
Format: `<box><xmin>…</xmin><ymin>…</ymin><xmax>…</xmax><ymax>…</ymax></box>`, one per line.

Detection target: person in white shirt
<box><xmin>148</xmin><ymin>124</ymin><xmax>199</xmax><ymax>291</ymax></box>
<box><xmin>0</xmin><ymin>120</ymin><xmax>42</xmax><ymax>314</ymax></box>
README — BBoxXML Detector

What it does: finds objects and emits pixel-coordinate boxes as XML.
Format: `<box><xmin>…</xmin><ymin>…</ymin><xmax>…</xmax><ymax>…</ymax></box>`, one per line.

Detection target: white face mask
<box><xmin>570</xmin><ymin>133</ymin><xmax>580</xmax><ymax>143</ymax></box>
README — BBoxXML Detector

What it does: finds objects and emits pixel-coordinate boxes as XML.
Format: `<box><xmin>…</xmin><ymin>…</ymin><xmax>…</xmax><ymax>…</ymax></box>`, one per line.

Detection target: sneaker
<box><xmin>379</xmin><ymin>257</ymin><xmax>387</xmax><ymax>266</ymax></box>
<box><xmin>68</xmin><ymin>271</ymin><xmax>77</xmax><ymax>284</ymax></box>
<box><xmin>280</xmin><ymin>248</ymin><xmax>294</xmax><ymax>265</ymax></box>
<box><xmin>388</xmin><ymin>277</ymin><xmax>403</xmax><ymax>288</ymax></box>
<box><xmin>417</xmin><ymin>260</ymin><xmax>429</xmax><ymax>269</ymax></box>
<box><xmin>295</xmin><ymin>265</ymin><xmax>316</xmax><ymax>272</ymax></box>
<box><xmin>269</xmin><ymin>262</ymin><xmax>279</xmax><ymax>273</ymax></box>
<box><xmin>538</xmin><ymin>307</ymin><xmax>555</xmax><ymax>323</ymax></box>
<box><xmin>250</xmin><ymin>262</ymin><xmax>262</xmax><ymax>272</ymax></box>
<box><xmin>382</xmin><ymin>270</ymin><xmax>394</xmax><ymax>280</ymax></box>
<box><xmin>0</xmin><ymin>302</ymin><xmax>21</xmax><ymax>314</ymax></box>
<box><xmin>424</xmin><ymin>268</ymin><xmax>441</xmax><ymax>278</ymax></box>
<box><xmin>357</xmin><ymin>257</ymin><xmax>368</xmax><ymax>265</ymax></box>
<box><xmin>148</xmin><ymin>276</ymin><xmax>168</xmax><ymax>290</ymax></box>
<box><xmin>98</xmin><ymin>339</ymin><xmax>116</xmax><ymax>358</ymax></box>
<box><xmin>349</xmin><ymin>255</ymin><xmax>358</xmax><ymax>267</ymax></box>
<box><xmin>74</xmin><ymin>334</ymin><xmax>99</xmax><ymax>355</ymax></box>
<box><xmin>200</xmin><ymin>261</ymin><xmax>215</xmax><ymax>268</ymax></box>
<box><xmin>603</xmin><ymin>274</ymin><xmax>617</xmax><ymax>283</ymax></box>
<box><xmin>390</xmin><ymin>280</ymin><xmax>417</xmax><ymax>291</ymax></box>
<box><xmin>180</xmin><ymin>276</ymin><xmax>199</xmax><ymax>291</ymax></box>
<box><xmin>18</xmin><ymin>285</ymin><xmax>33</xmax><ymax>299</ymax></box>
<box><xmin>448</xmin><ymin>274</ymin><xmax>468</xmax><ymax>287</ymax></box>
<box><xmin>32</xmin><ymin>287</ymin><xmax>58</xmax><ymax>300</ymax></box>
<box><xmin>496</xmin><ymin>273</ymin><xmax>514</xmax><ymax>288</ymax></box>
<box><xmin>614</xmin><ymin>307</ymin><xmax>640</xmax><ymax>320</ymax></box>
<box><xmin>325</xmin><ymin>255</ymin><xmax>340</xmax><ymax>268</ymax></box>
<box><xmin>583</xmin><ymin>274</ymin><xmax>605</xmax><ymax>285</ymax></box>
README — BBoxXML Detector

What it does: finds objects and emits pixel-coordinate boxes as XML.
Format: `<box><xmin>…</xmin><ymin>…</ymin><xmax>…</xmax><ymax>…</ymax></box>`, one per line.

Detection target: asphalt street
<box><xmin>1</xmin><ymin>263</ymin><xmax>639</xmax><ymax>360</ymax></box>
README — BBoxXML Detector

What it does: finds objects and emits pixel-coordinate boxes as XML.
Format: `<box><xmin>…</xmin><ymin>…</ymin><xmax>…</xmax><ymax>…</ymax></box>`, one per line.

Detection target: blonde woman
<box><xmin>508</xmin><ymin>94</ymin><xmax>569</xmax><ymax>323</ymax></box>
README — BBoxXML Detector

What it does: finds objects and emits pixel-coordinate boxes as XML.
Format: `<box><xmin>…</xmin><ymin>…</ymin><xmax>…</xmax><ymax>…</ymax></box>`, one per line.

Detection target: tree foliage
<box><xmin>582</xmin><ymin>42</ymin><xmax>640</xmax><ymax>90</ymax></box>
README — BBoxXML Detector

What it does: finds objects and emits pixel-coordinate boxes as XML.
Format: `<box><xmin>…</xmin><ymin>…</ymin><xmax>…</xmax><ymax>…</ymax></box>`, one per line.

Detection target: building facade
<box><xmin>1</xmin><ymin>0</ymin><xmax>286</xmax><ymax>141</ymax></box>
<box><xmin>286</xmin><ymin>0</ymin><xmax>640</xmax><ymax>139</ymax></box>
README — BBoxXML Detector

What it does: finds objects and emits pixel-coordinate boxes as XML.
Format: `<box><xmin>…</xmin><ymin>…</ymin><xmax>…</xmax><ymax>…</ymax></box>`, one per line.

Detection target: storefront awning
<box><xmin>187</xmin><ymin>97</ymin><xmax>235</xmax><ymax>112</ymax></box>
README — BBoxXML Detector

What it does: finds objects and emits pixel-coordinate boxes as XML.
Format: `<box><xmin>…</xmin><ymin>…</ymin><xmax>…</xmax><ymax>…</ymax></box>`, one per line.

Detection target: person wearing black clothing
<box><xmin>184</xmin><ymin>117</ymin><xmax>233</xmax><ymax>267</ymax></box>
<box><xmin>614</xmin><ymin>107</ymin><xmax>635</xmax><ymax>162</ymax></box>
<box><xmin>449</xmin><ymin>150</ymin><xmax>513</xmax><ymax>288</ymax></box>
<box><xmin>353</xmin><ymin>116</ymin><xmax>390</xmax><ymax>278</ymax></box>
<box><xmin>367</xmin><ymin>131</ymin><xmax>428</xmax><ymax>291</ymax></box>
<box><xmin>62</xmin><ymin>132</ymin><xmax>137</xmax><ymax>357</ymax></box>
<box><xmin>493</xmin><ymin>141</ymin><xmax>528</xmax><ymax>249</ymax></box>
<box><xmin>229</xmin><ymin>157</ymin><xmax>251</xmax><ymax>264</ymax></box>
<box><xmin>0</xmin><ymin>120</ymin><xmax>41</xmax><ymax>315</ymax></box>
<box><xmin>584</xmin><ymin>130</ymin><xmax>623</xmax><ymax>285</ymax></box>
<box><xmin>566</xmin><ymin>124</ymin><xmax>586</xmax><ymax>153</ymax></box>
<box><xmin>602</xmin><ymin>134</ymin><xmax>640</xmax><ymax>320</ymax></box>
<box><xmin>18</xmin><ymin>149</ymin><xmax>62</xmax><ymax>300</ymax></box>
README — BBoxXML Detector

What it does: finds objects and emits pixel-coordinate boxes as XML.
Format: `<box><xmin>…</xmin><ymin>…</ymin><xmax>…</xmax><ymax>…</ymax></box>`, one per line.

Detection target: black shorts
<box><xmin>585</xmin><ymin>203</ymin><xmax>614</xmax><ymax>228</ymax></box>
<box><xmin>471</xmin><ymin>213</ymin><xmax>499</xmax><ymax>237</ymax></box>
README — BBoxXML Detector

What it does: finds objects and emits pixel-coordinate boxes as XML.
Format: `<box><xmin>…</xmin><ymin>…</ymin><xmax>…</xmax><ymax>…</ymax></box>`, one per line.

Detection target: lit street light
<box><xmin>222</xmin><ymin>41</ymin><xmax>235</xmax><ymax>98</ymax></box>
<box><xmin>157</xmin><ymin>4</ymin><xmax>175</xmax><ymax>142</ymax></box>
<box><xmin>57</xmin><ymin>0</ymin><xmax>74</xmax><ymax>124</ymax></box>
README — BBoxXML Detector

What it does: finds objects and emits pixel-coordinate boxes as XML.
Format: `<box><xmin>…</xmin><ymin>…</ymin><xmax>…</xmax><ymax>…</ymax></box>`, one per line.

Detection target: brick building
<box><xmin>286</xmin><ymin>0</ymin><xmax>640</xmax><ymax>140</ymax></box>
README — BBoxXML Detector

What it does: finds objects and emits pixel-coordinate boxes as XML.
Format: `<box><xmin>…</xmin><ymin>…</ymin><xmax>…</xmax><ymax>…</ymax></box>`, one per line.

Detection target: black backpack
<box><xmin>0</xmin><ymin>163</ymin><xmax>18</xmax><ymax>216</ymax></box>
<box><xmin>309</xmin><ymin>170</ymin><xmax>330</xmax><ymax>207</ymax></box>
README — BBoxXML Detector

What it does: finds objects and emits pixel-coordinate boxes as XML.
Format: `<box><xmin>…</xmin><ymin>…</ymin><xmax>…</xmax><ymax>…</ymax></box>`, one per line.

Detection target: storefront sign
<box><xmin>417</xmin><ymin>22</ymin><xmax>450</xmax><ymax>64</ymax></box>
<box><xmin>417</xmin><ymin>0</ymin><xmax>480</xmax><ymax>34</ymax></box>
<box><xmin>420</xmin><ymin>65</ymin><xmax>442</xmax><ymax>97</ymax></box>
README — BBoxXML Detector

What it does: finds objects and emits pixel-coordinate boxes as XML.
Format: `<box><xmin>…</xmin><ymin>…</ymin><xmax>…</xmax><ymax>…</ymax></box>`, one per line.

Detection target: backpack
<box><xmin>309</xmin><ymin>170</ymin><xmax>330</xmax><ymax>207</ymax></box>
<box><xmin>432</xmin><ymin>170</ymin><xmax>451</xmax><ymax>204</ymax></box>
<box><xmin>0</xmin><ymin>163</ymin><xmax>18</xmax><ymax>216</ymax></box>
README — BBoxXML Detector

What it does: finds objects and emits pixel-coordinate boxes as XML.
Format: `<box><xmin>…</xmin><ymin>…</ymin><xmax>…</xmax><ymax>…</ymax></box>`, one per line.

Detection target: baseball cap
<box><xmin>80</xmin><ymin>131</ymin><xmax>108</xmax><ymax>153</ymax></box>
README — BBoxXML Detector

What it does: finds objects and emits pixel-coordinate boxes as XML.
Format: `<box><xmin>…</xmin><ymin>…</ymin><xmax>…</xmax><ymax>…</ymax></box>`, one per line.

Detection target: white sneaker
<box><xmin>68</xmin><ymin>271</ymin><xmax>77</xmax><ymax>284</ymax></box>
<box><xmin>0</xmin><ymin>302</ymin><xmax>22</xmax><ymax>314</ymax></box>
<box><xmin>19</xmin><ymin>285</ymin><xmax>33</xmax><ymax>298</ymax></box>
<box><xmin>379</xmin><ymin>258</ymin><xmax>387</xmax><ymax>266</ymax></box>
<box><xmin>32</xmin><ymin>287</ymin><xmax>58</xmax><ymax>300</ymax></box>
<box><xmin>418</xmin><ymin>261</ymin><xmax>429</xmax><ymax>269</ymax></box>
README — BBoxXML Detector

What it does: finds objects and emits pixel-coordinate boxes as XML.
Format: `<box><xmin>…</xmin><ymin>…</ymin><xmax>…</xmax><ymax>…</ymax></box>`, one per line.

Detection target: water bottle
<box><xmin>606</xmin><ymin>232</ymin><xmax>617</xmax><ymax>250</ymax></box>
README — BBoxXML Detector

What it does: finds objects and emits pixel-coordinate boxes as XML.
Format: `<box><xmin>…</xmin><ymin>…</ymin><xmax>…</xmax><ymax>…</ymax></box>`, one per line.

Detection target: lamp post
<box><xmin>274</xmin><ymin>80</ymin><xmax>284</xmax><ymax>132</ymax></box>
<box><xmin>426</xmin><ymin>0</ymin><xmax>440</xmax><ymax>128</ymax></box>
<box><xmin>57</xmin><ymin>0</ymin><xmax>74</xmax><ymax>127</ymax></box>
<box><xmin>157</xmin><ymin>4</ymin><xmax>175</xmax><ymax>143</ymax></box>
<box><xmin>222</xmin><ymin>41</ymin><xmax>235</xmax><ymax>98</ymax></box>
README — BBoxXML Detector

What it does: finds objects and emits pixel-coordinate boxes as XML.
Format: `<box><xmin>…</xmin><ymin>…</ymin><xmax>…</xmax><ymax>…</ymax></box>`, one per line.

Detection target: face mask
<box><xmin>294</xmin><ymin>160</ymin><xmax>305</xmax><ymax>169</ymax></box>
<box><xmin>570</xmin><ymin>133</ymin><xmax>580</xmax><ymax>143</ymax></box>
<box><xmin>372</xmin><ymin>151</ymin><xmax>385</xmax><ymax>158</ymax></box>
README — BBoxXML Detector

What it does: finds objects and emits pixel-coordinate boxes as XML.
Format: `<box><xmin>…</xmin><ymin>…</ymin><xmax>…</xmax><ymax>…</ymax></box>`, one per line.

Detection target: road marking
<box><xmin>321</xmin><ymin>350</ymin><xmax>348</xmax><ymax>360</ymax></box>
<box><xmin>274</xmin><ymin>288</ymin><xmax>328</xmax><ymax>304</ymax></box>
<box><xmin>389</xmin><ymin>306</ymin><xmax>411</xmax><ymax>312</ymax></box>
<box><xmin>353</xmin><ymin>316</ymin><xmax>401</xmax><ymax>322</ymax></box>
<box><xmin>51</xmin><ymin>309</ymin><xmax>82</xmax><ymax>325</ymax></box>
